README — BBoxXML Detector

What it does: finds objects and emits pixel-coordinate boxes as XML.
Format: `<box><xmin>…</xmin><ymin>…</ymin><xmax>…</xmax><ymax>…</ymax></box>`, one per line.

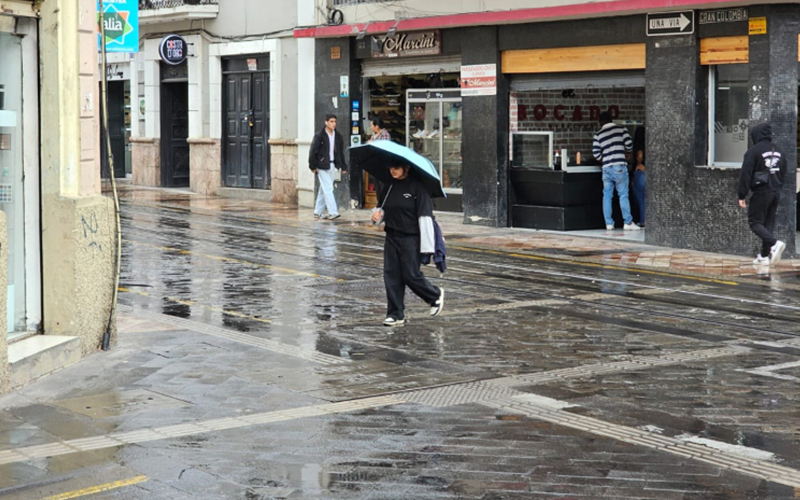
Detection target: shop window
<box><xmin>708</xmin><ymin>64</ymin><xmax>749</xmax><ymax>167</ymax></box>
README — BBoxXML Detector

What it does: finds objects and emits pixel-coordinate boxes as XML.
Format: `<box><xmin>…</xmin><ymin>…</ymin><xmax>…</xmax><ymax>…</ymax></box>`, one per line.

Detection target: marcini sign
<box><xmin>646</xmin><ymin>11</ymin><xmax>695</xmax><ymax>36</ymax></box>
<box><xmin>97</xmin><ymin>0</ymin><xmax>139</xmax><ymax>53</ymax></box>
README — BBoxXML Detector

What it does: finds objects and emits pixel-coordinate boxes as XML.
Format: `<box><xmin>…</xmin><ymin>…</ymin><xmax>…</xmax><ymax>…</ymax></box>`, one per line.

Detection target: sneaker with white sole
<box><xmin>383</xmin><ymin>317</ymin><xmax>405</xmax><ymax>327</ymax></box>
<box><xmin>313</xmin><ymin>213</ymin><xmax>322</xmax><ymax>219</ymax></box>
<box><xmin>770</xmin><ymin>240</ymin><xmax>786</xmax><ymax>265</ymax></box>
<box><xmin>606</xmin><ymin>225</ymin><xmax>614</xmax><ymax>230</ymax></box>
<box><xmin>753</xmin><ymin>255</ymin><xmax>770</xmax><ymax>266</ymax></box>
<box><xmin>430</xmin><ymin>288</ymin><xmax>444</xmax><ymax>316</ymax></box>
<box><xmin>328</xmin><ymin>213</ymin><xmax>341</xmax><ymax>220</ymax></box>
<box><xmin>623</xmin><ymin>223</ymin><xmax>642</xmax><ymax>231</ymax></box>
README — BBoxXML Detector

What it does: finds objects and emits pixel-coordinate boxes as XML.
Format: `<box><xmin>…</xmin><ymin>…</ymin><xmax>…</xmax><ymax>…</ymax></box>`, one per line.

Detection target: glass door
<box><xmin>406</xmin><ymin>89</ymin><xmax>462</xmax><ymax>195</ymax></box>
<box><xmin>0</xmin><ymin>33</ymin><xmax>26</xmax><ymax>334</ymax></box>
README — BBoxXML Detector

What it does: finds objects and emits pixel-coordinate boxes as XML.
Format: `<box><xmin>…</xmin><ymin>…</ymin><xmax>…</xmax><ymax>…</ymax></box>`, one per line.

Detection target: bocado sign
<box><xmin>518</xmin><ymin>104</ymin><xmax>621</xmax><ymax>122</ymax></box>
<box><xmin>159</xmin><ymin>34</ymin><xmax>187</xmax><ymax>65</ymax></box>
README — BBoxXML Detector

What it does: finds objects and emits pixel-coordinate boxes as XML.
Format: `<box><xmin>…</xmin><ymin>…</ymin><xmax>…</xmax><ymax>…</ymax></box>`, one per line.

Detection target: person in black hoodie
<box><xmin>737</xmin><ymin>122</ymin><xmax>787</xmax><ymax>266</ymax></box>
<box><xmin>309</xmin><ymin>115</ymin><xmax>347</xmax><ymax>219</ymax></box>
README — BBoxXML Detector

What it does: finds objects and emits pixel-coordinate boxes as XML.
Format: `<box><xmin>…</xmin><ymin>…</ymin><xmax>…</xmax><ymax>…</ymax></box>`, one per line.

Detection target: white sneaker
<box><xmin>427</xmin><ymin>130</ymin><xmax>439</xmax><ymax>139</ymax></box>
<box><xmin>383</xmin><ymin>317</ymin><xmax>405</xmax><ymax>327</ymax></box>
<box><xmin>769</xmin><ymin>240</ymin><xmax>786</xmax><ymax>265</ymax></box>
<box><xmin>606</xmin><ymin>225</ymin><xmax>614</xmax><ymax>230</ymax></box>
<box><xmin>430</xmin><ymin>288</ymin><xmax>444</xmax><ymax>316</ymax></box>
<box><xmin>623</xmin><ymin>223</ymin><xmax>642</xmax><ymax>231</ymax></box>
<box><xmin>753</xmin><ymin>255</ymin><xmax>770</xmax><ymax>266</ymax></box>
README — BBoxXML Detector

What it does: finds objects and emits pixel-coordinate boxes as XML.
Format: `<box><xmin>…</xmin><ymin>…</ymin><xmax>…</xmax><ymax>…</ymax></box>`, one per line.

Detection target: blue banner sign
<box><xmin>98</xmin><ymin>0</ymin><xmax>139</xmax><ymax>53</ymax></box>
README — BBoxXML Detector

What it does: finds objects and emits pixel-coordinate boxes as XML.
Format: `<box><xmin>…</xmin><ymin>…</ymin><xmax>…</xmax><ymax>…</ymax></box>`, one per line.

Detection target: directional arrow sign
<box><xmin>647</xmin><ymin>11</ymin><xmax>695</xmax><ymax>36</ymax></box>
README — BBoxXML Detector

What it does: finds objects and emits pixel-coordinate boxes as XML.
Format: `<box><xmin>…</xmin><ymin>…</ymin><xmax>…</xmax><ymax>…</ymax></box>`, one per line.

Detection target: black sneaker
<box><xmin>383</xmin><ymin>317</ymin><xmax>405</xmax><ymax>327</ymax></box>
<box><xmin>430</xmin><ymin>288</ymin><xmax>444</xmax><ymax>316</ymax></box>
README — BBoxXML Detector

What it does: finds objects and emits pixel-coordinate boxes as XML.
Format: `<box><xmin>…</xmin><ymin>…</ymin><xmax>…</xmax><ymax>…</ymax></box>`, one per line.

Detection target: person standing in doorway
<box><xmin>369</xmin><ymin>116</ymin><xmax>391</xmax><ymax>142</ymax></box>
<box><xmin>309</xmin><ymin>114</ymin><xmax>347</xmax><ymax>219</ymax></box>
<box><xmin>593</xmin><ymin>112</ymin><xmax>639</xmax><ymax>231</ymax></box>
<box><xmin>631</xmin><ymin>126</ymin><xmax>646</xmax><ymax>227</ymax></box>
<box><xmin>737</xmin><ymin>122</ymin><xmax>787</xmax><ymax>266</ymax></box>
<box><xmin>371</xmin><ymin>164</ymin><xmax>444</xmax><ymax>327</ymax></box>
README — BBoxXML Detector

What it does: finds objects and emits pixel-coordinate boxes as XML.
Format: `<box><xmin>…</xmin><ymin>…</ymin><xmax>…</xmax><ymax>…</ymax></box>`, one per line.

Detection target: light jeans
<box><xmin>602</xmin><ymin>164</ymin><xmax>632</xmax><ymax>226</ymax></box>
<box><xmin>314</xmin><ymin>168</ymin><xmax>338</xmax><ymax>216</ymax></box>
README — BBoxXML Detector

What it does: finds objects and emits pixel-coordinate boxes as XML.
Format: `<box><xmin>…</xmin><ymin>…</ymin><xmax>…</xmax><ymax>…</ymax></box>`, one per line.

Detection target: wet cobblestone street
<box><xmin>1</xmin><ymin>187</ymin><xmax>800</xmax><ymax>499</ymax></box>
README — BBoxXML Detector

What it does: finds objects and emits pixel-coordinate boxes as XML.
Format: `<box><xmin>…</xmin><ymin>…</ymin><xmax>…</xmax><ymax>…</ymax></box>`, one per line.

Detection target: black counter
<box><xmin>510</xmin><ymin>168</ymin><xmax>607</xmax><ymax>231</ymax></box>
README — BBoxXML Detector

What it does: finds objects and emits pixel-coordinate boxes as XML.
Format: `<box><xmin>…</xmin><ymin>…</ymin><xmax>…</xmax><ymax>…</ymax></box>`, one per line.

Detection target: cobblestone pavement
<box><xmin>0</xmin><ymin>186</ymin><xmax>799</xmax><ymax>499</ymax></box>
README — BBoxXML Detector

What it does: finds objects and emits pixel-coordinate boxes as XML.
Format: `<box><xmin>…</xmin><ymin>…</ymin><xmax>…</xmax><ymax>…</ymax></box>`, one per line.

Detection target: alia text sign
<box><xmin>647</xmin><ymin>11</ymin><xmax>694</xmax><ymax>36</ymax></box>
<box><xmin>97</xmin><ymin>0</ymin><xmax>139</xmax><ymax>53</ymax></box>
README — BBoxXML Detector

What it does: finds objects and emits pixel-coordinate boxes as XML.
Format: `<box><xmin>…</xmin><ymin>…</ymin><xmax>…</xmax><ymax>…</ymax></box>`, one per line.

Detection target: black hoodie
<box><xmin>737</xmin><ymin>123</ymin><xmax>786</xmax><ymax>200</ymax></box>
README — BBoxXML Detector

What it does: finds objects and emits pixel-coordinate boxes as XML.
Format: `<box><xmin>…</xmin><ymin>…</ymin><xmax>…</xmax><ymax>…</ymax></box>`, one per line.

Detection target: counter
<box><xmin>510</xmin><ymin>167</ymin><xmax>609</xmax><ymax>231</ymax></box>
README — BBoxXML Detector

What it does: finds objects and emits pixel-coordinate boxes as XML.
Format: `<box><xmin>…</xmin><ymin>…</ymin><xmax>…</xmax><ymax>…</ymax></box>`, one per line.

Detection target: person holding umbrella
<box><xmin>370</xmin><ymin>164</ymin><xmax>444</xmax><ymax>326</ymax></box>
<box><xmin>352</xmin><ymin>141</ymin><xmax>446</xmax><ymax>327</ymax></box>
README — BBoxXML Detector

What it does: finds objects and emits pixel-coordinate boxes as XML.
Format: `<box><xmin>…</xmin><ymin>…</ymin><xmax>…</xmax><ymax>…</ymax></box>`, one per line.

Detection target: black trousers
<box><xmin>383</xmin><ymin>230</ymin><xmax>440</xmax><ymax>320</ymax></box>
<box><xmin>748</xmin><ymin>190</ymin><xmax>780</xmax><ymax>257</ymax></box>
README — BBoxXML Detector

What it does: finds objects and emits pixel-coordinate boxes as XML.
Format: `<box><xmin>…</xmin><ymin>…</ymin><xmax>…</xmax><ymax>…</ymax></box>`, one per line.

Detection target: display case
<box><xmin>406</xmin><ymin>89</ymin><xmax>462</xmax><ymax>194</ymax></box>
<box><xmin>511</xmin><ymin>131</ymin><xmax>554</xmax><ymax>169</ymax></box>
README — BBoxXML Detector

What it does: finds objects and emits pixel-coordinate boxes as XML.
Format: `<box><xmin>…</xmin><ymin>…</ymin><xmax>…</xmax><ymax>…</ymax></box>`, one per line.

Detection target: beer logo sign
<box><xmin>159</xmin><ymin>35</ymin><xmax>188</xmax><ymax>65</ymax></box>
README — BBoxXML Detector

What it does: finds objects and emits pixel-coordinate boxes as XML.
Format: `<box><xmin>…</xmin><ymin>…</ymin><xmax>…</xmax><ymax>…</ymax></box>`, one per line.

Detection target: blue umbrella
<box><xmin>350</xmin><ymin>141</ymin><xmax>446</xmax><ymax>198</ymax></box>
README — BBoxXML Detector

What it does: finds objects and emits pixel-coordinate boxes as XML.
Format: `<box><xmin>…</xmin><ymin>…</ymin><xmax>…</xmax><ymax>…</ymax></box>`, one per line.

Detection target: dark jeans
<box><xmin>383</xmin><ymin>229</ymin><xmax>440</xmax><ymax>320</ymax></box>
<box><xmin>748</xmin><ymin>190</ymin><xmax>780</xmax><ymax>257</ymax></box>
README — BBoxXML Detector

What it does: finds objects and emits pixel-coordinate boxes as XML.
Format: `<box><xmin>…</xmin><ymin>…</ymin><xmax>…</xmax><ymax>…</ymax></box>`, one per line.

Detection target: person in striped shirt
<box><xmin>593</xmin><ymin>112</ymin><xmax>640</xmax><ymax>231</ymax></box>
<box><xmin>369</xmin><ymin>117</ymin><xmax>391</xmax><ymax>142</ymax></box>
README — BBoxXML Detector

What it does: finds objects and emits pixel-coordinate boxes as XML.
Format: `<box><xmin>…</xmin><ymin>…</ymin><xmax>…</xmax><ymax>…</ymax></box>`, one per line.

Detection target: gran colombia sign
<box><xmin>371</xmin><ymin>31</ymin><xmax>441</xmax><ymax>58</ymax></box>
<box><xmin>97</xmin><ymin>0</ymin><xmax>139</xmax><ymax>53</ymax></box>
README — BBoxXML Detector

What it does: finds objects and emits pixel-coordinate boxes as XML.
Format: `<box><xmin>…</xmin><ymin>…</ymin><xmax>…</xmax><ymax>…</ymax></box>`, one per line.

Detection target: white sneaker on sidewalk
<box><xmin>606</xmin><ymin>225</ymin><xmax>614</xmax><ymax>230</ymax></box>
<box><xmin>769</xmin><ymin>240</ymin><xmax>786</xmax><ymax>265</ymax></box>
<box><xmin>753</xmin><ymin>255</ymin><xmax>770</xmax><ymax>266</ymax></box>
<box><xmin>623</xmin><ymin>223</ymin><xmax>642</xmax><ymax>231</ymax></box>
<box><xmin>383</xmin><ymin>317</ymin><xmax>405</xmax><ymax>327</ymax></box>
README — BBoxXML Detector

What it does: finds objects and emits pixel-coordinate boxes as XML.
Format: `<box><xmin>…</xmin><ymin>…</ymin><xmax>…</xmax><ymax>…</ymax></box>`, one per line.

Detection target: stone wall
<box><xmin>42</xmin><ymin>195</ymin><xmax>116</xmax><ymax>355</ymax></box>
<box><xmin>269</xmin><ymin>140</ymin><xmax>298</xmax><ymax>205</ymax></box>
<box><xmin>189</xmin><ymin>139</ymin><xmax>222</xmax><ymax>195</ymax></box>
<box><xmin>131</xmin><ymin>138</ymin><xmax>160</xmax><ymax>187</ymax></box>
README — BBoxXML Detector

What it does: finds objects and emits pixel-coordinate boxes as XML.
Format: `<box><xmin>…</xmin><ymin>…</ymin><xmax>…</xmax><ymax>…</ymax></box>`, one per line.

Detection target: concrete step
<box><xmin>216</xmin><ymin>187</ymin><xmax>272</xmax><ymax>202</ymax></box>
<box><xmin>9</xmin><ymin>336</ymin><xmax>82</xmax><ymax>389</ymax></box>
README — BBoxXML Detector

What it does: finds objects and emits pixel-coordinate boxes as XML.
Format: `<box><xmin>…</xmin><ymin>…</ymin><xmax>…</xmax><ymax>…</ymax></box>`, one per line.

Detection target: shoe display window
<box><xmin>406</xmin><ymin>87</ymin><xmax>462</xmax><ymax>193</ymax></box>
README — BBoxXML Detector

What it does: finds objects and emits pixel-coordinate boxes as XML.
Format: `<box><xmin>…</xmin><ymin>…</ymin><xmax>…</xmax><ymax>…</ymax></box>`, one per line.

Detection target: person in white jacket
<box><xmin>371</xmin><ymin>164</ymin><xmax>444</xmax><ymax>327</ymax></box>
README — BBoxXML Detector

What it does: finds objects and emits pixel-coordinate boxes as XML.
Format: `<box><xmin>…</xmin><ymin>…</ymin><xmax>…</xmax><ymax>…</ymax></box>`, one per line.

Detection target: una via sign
<box><xmin>647</xmin><ymin>11</ymin><xmax>695</xmax><ymax>36</ymax></box>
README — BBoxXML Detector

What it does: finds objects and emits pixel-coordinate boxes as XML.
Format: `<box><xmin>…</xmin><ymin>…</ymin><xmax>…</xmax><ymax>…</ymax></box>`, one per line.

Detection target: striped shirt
<box><xmin>593</xmin><ymin>123</ymin><xmax>633</xmax><ymax>168</ymax></box>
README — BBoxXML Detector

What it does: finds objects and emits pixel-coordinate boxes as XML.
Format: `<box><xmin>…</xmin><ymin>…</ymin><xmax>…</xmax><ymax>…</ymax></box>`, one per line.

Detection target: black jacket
<box><xmin>309</xmin><ymin>127</ymin><xmax>348</xmax><ymax>171</ymax></box>
<box><xmin>738</xmin><ymin>123</ymin><xmax>786</xmax><ymax>199</ymax></box>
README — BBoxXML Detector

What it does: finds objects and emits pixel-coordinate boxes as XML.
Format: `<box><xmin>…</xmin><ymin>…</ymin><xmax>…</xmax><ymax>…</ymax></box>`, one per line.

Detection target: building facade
<box><xmin>0</xmin><ymin>0</ymin><xmax>115</xmax><ymax>391</ymax></box>
<box><xmin>297</xmin><ymin>0</ymin><xmax>799</xmax><ymax>258</ymax></box>
<box><xmin>128</xmin><ymin>0</ymin><xmax>306</xmax><ymax>205</ymax></box>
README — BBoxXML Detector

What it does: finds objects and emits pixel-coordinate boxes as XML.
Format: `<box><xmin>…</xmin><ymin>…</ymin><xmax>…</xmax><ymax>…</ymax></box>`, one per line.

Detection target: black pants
<box><xmin>748</xmin><ymin>190</ymin><xmax>780</xmax><ymax>257</ymax></box>
<box><xmin>384</xmin><ymin>230</ymin><xmax>440</xmax><ymax>320</ymax></box>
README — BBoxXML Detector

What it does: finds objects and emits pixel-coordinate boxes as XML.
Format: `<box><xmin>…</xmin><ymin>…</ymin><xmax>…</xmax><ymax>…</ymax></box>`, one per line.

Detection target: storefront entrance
<box><xmin>101</xmin><ymin>80</ymin><xmax>128</xmax><ymax>179</ymax></box>
<box><xmin>222</xmin><ymin>57</ymin><xmax>270</xmax><ymax>189</ymax></box>
<box><xmin>362</xmin><ymin>67</ymin><xmax>463</xmax><ymax>212</ymax></box>
<box><xmin>160</xmin><ymin>62</ymin><xmax>189</xmax><ymax>188</ymax></box>
<box><xmin>0</xmin><ymin>29</ymin><xmax>40</xmax><ymax>335</ymax></box>
<box><xmin>508</xmin><ymin>76</ymin><xmax>645</xmax><ymax>234</ymax></box>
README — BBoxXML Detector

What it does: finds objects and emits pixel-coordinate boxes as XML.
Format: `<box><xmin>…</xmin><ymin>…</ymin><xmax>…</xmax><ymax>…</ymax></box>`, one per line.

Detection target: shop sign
<box><xmin>159</xmin><ymin>35</ymin><xmax>187</xmax><ymax>65</ymax></box>
<box><xmin>518</xmin><ymin>104</ymin><xmax>620</xmax><ymax>122</ymax></box>
<box><xmin>247</xmin><ymin>59</ymin><xmax>258</xmax><ymax>71</ymax></box>
<box><xmin>699</xmin><ymin>8</ymin><xmax>748</xmax><ymax>24</ymax></box>
<box><xmin>460</xmin><ymin>64</ymin><xmax>496</xmax><ymax>97</ymax></box>
<box><xmin>646</xmin><ymin>11</ymin><xmax>694</xmax><ymax>36</ymax></box>
<box><xmin>749</xmin><ymin>17</ymin><xmax>767</xmax><ymax>35</ymax></box>
<box><xmin>97</xmin><ymin>0</ymin><xmax>139</xmax><ymax>53</ymax></box>
<box><xmin>371</xmin><ymin>31</ymin><xmax>440</xmax><ymax>58</ymax></box>
<box><xmin>106</xmin><ymin>63</ymin><xmax>129</xmax><ymax>81</ymax></box>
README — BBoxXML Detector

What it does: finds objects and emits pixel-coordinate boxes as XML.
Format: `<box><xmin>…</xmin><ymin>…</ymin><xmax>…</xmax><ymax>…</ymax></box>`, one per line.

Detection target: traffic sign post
<box><xmin>647</xmin><ymin>11</ymin><xmax>695</xmax><ymax>36</ymax></box>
